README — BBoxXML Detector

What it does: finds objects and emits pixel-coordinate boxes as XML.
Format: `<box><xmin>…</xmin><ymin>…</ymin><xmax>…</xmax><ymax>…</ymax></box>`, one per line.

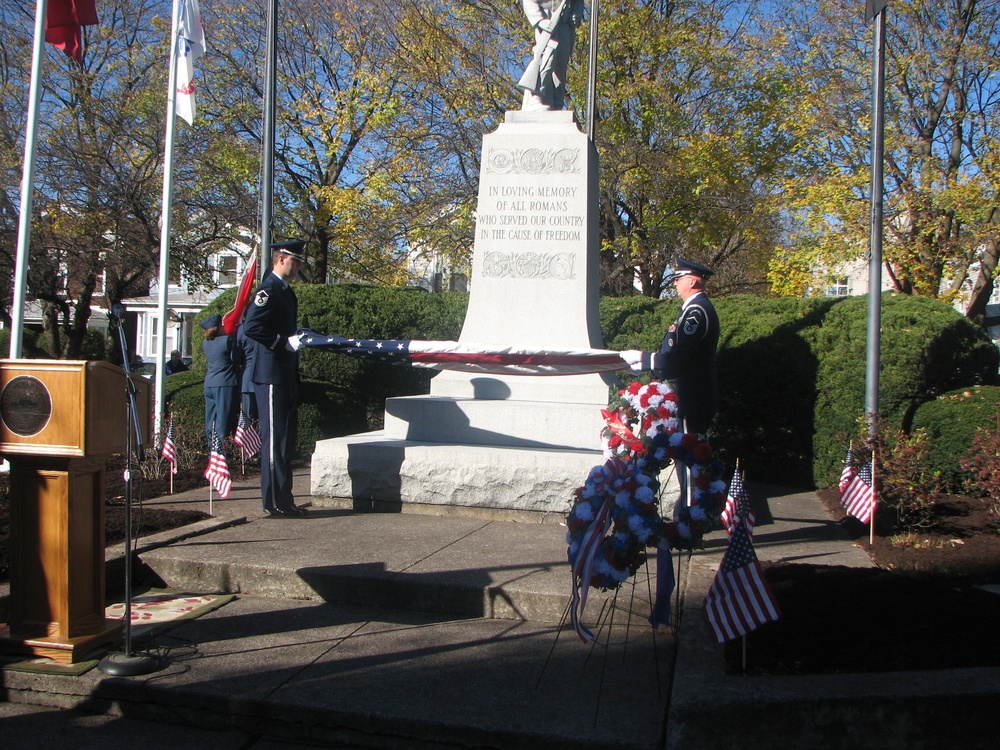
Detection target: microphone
<box><xmin>110</xmin><ymin>303</ymin><xmax>125</xmax><ymax>326</ymax></box>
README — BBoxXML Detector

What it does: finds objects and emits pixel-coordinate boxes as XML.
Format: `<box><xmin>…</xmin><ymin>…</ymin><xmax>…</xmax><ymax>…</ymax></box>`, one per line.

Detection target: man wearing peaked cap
<box><xmin>241</xmin><ymin>239</ymin><xmax>309</xmax><ymax>518</ymax></box>
<box><xmin>270</xmin><ymin>239</ymin><xmax>306</xmax><ymax>263</ymax></box>
<box><xmin>622</xmin><ymin>256</ymin><xmax>719</xmax><ymax>433</ymax></box>
<box><xmin>620</xmin><ymin>256</ymin><xmax>720</xmax><ymax>516</ymax></box>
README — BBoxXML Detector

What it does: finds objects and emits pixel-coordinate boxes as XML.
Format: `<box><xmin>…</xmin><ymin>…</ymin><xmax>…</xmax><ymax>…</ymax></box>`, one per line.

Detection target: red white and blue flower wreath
<box><xmin>566</xmin><ymin>381</ymin><xmax>727</xmax><ymax>641</ymax></box>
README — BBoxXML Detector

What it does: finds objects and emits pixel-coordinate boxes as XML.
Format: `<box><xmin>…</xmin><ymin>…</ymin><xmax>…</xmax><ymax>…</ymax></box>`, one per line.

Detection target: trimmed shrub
<box><xmin>171</xmin><ymin>284</ymin><xmax>469</xmax><ymax>460</ymax></box>
<box><xmin>602</xmin><ymin>292</ymin><xmax>998</xmax><ymax>488</ymax></box>
<box><xmin>911</xmin><ymin>386</ymin><xmax>1000</xmax><ymax>492</ymax></box>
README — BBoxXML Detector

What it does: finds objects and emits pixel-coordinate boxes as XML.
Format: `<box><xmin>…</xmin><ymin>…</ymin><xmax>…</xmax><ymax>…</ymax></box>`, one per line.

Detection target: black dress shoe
<box><xmin>280</xmin><ymin>504</ymin><xmax>308</xmax><ymax>518</ymax></box>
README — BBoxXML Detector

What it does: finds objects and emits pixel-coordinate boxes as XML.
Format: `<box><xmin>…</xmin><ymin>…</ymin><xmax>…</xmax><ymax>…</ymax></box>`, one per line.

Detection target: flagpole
<box><xmin>10</xmin><ymin>0</ymin><xmax>51</xmax><ymax>359</ymax></box>
<box><xmin>585</xmin><ymin>0</ymin><xmax>598</xmax><ymax>141</ymax></box>
<box><xmin>260</xmin><ymin>0</ymin><xmax>278</xmax><ymax>270</ymax></box>
<box><xmin>154</xmin><ymin>0</ymin><xmax>184</xmax><ymax>440</ymax></box>
<box><xmin>869</xmin><ymin>446</ymin><xmax>877</xmax><ymax>546</ymax></box>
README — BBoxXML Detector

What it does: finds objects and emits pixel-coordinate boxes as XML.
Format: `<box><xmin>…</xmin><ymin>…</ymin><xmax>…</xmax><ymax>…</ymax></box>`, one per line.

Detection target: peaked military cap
<box><xmin>674</xmin><ymin>257</ymin><xmax>714</xmax><ymax>278</ymax></box>
<box><xmin>270</xmin><ymin>240</ymin><xmax>306</xmax><ymax>263</ymax></box>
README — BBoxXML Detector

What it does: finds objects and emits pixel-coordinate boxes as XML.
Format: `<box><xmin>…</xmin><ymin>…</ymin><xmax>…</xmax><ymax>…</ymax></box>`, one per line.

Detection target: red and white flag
<box><xmin>703</xmin><ymin>510</ymin><xmax>780</xmax><ymax>643</ymax></box>
<box><xmin>204</xmin><ymin>433</ymin><xmax>232</xmax><ymax>498</ymax></box>
<box><xmin>840</xmin><ymin>461</ymin><xmax>875</xmax><ymax>524</ymax></box>
<box><xmin>174</xmin><ymin>0</ymin><xmax>205</xmax><ymax>124</ymax></box>
<box><xmin>297</xmin><ymin>331</ymin><xmax>631</xmax><ymax>376</ymax></box>
<box><xmin>839</xmin><ymin>443</ymin><xmax>856</xmax><ymax>493</ymax></box>
<box><xmin>234</xmin><ymin>408</ymin><xmax>261</xmax><ymax>458</ymax></box>
<box><xmin>222</xmin><ymin>256</ymin><xmax>258</xmax><ymax>337</ymax></box>
<box><xmin>161</xmin><ymin>418</ymin><xmax>178</xmax><ymax>474</ymax></box>
<box><xmin>720</xmin><ymin>469</ymin><xmax>755</xmax><ymax>538</ymax></box>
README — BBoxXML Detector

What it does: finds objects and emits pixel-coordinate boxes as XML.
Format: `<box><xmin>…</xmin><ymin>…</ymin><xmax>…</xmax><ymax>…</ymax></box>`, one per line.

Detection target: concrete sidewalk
<box><xmin>2</xmin><ymin>470</ymin><xmax>998</xmax><ymax>748</ymax></box>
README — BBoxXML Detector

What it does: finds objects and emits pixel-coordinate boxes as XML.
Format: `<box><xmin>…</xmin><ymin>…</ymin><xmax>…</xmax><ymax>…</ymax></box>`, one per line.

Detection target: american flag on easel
<box><xmin>234</xmin><ymin>408</ymin><xmax>261</xmax><ymax>458</ymax></box>
<box><xmin>204</xmin><ymin>433</ymin><xmax>232</xmax><ymax>500</ymax></box>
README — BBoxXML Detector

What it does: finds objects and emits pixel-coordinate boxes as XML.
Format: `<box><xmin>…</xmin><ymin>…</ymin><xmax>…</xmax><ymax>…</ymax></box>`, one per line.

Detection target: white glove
<box><xmin>286</xmin><ymin>334</ymin><xmax>301</xmax><ymax>352</ymax></box>
<box><xmin>620</xmin><ymin>349</ymin><xmax>647</xmax><ymax>373</ymax></box>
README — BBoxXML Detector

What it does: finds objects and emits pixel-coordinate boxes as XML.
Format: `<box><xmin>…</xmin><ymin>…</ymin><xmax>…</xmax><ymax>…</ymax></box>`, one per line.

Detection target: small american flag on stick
<box><xmin>204</xmin><ymin>433</ymin><xmax>232</xmax><ymax>498</ymax></box>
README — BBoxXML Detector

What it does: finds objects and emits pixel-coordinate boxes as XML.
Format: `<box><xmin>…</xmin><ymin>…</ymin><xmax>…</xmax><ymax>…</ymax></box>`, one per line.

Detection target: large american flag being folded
<box><xmin>296</xmin><ymin>330</ymin><xmax>629</xmax><ymax>376</ymax></box>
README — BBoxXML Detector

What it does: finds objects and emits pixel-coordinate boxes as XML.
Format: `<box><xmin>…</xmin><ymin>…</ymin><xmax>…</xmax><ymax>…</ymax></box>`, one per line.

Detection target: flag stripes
<box><xmin>204</xmin><ymin>433</ymin><xmax>232</xmax><ymax>498</ymax></box>
<box><xmin>703</xmin><ymin>560</ymin><xmax>780</xmax><ymax>643</ymax></box>
<box><xmin>234</xmin><ymin>408</ymin><xmax>261</xmax><ymax>458</ymax></box>
<box><xmin>297</xmin><ymin>331</ymin><xmax>630</xmax><ymax>376</ymax></box>
<box><xmin>161</xmin><ymin>418</ymin><xmax>178</xmax><ymax>474</ymax></box>
<box><xmin>841</xmin><ymin>461</ymin><xmax>875</xmax><ymax>524</ymax></box>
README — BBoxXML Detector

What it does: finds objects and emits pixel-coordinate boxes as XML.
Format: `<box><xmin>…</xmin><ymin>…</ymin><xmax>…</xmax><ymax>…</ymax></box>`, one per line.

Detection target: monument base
<box><xmin>311</xmin><ymin>432</ymin><xmax>605</xmax><ymax>516</ymax></box>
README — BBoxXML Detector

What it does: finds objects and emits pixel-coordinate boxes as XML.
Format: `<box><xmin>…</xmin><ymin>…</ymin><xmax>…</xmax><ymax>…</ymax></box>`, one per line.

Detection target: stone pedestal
<box><xmin>311</xmin><ymin>111</ymin><xmax>614</xmax><ymax>514</ymax></box>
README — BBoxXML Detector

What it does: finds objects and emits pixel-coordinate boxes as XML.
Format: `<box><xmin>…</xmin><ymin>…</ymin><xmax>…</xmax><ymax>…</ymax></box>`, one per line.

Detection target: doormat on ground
<box><xmin>0</xmin><ymin>590</ymin><xmax>233</xmax><ymax>676</ymax></box>
<box><xmin>105</xmin><ymin>588</ymin><xmax>235</xmax><ymax>639</ymax></box>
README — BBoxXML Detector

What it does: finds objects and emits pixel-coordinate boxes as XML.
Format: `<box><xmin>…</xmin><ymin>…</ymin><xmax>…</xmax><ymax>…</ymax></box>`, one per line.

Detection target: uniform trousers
<box><xmin>204</xmin><ymin>385</ymin><xmax>239</xmax><ymax>448</ymax></box>
<box><xmin>256</xmin><ymin>381</ymin><xmax>299</xmax><ymax>512</ymax></box>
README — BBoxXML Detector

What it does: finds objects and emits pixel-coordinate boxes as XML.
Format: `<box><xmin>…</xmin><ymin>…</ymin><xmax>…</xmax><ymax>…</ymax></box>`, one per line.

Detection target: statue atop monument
<box><xmin>518</xmin><ymin>0</ymin><xmax>586</xmax><ymax>112</ymax></box>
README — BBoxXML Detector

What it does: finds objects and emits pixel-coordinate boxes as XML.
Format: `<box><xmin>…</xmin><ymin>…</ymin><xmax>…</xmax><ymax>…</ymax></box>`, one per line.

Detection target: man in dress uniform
<box><xmin>242</xmin><ymin>240</ymin><xmax>308</xmax><ymax>518</ymax></box>
<box><xmin>622</xmin><ymin>257</ymin><xmax>719</xmax><ymax>436</ymax></box>
<box><xmin>622</xmin><ymin>258</ymin><xmax>720</xmax><ymax>516</ymax></box>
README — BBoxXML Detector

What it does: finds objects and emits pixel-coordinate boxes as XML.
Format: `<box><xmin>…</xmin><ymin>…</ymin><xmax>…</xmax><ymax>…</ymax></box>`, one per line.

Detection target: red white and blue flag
<box><xmin>703</xmin><ymin>511</ymin><xmax>780</xmax><ymax>643</ymax></box>
<box><xmin>839</xmin><ymin>443</ymin><xmax>856</xmax><ymax>493</ymax></box>
<box><xmin>161</xmin><ymin>418</ymin><xmax>178</xmax><ymax>474</ymax></box>
<box><xmin>204</xmin><ymin>433</ymin><xmax>232</xmax><ymax>498</ymax></box>
<box><xmin>234</xmin><ymin>408</ymin><xmax>261</xmax><ymax>458</ymax></box>
<box><xmin>720</xmin><ymin>469</ymin><xmax>755</xmax><ymax>538</ymax></box>
<box><xmin>296</xmin><ymin>330</ymin><xmax>630</xmax><ymax>376</ymax></box>
<box><xmin>840</xmin><ymin>460</ymin><xmax>875</xmax><ymax>524</ymax></box>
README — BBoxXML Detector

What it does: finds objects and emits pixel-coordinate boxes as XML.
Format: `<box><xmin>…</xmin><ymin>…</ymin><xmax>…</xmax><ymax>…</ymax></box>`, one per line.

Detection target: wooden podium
<box><xmin>0</xmin><ymin>360</ymin><xmax>152</xmax><ymax>663</ymax></box>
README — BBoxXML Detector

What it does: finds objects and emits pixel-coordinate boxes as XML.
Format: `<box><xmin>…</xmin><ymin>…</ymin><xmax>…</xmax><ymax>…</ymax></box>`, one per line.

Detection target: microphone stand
<box><xmin>99</xmin><ymin>308</ymin><xmax>160</xmax><ymax>676</ymax></box>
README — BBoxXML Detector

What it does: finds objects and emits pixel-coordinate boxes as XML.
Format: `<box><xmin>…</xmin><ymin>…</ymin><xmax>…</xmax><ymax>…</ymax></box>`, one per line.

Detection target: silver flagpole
<box><xmin>10</xmin><ymin>0</ymin><xmax>50</xmax><ymax>359</ymax></box>
<box><xmin>585</xmin><ymin>0</ymin><xmax>598</xmax><ymax>141</ymax></box>
<box><xmin>154</xmin><ymin>0</ymin><xmax>184</xmax><ymax>441</ymax></box>
<box><xmin>260</xmin><ymin>0</ymin><xmax>278</xmax><ymax>271</ymax></box>
<box><xmin>865</xmin><ymin>2</ymin><xmax>887</xmax><ymax>444</ymax></box>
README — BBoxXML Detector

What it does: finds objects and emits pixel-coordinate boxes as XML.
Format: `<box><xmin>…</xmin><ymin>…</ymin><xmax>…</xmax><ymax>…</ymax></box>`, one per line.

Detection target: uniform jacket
<box><xmin>202</xmin><ymin>335</ymin><xmax>240</xmax><ymax>388</ymax></box>
<box><xmin>236</xmin><ymin>324</ymin><xmax>257</xmax><ymax>395</ymax></box>
<box><xmin>652</xmin><ymin>291</ymin><xmax>719</xmax><ymax>421</ymax></box>
<box><xmin>242</xmin><ymin>271</ymin><xmax>299</xmax><ymax>386</ymax></box>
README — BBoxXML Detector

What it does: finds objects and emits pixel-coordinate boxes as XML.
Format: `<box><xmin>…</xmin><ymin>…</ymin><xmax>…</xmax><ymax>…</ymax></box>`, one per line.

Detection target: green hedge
<box><xmin>174</xmin><ymin>285</ymin><xmax>468</xmax><ymax>459</ymax></box>
<box><xmin>602</xmin><ymin>292</ymin><xmax>997</xmax><ymax>488</ymax></box>
<box><xmin>910</xmin><ymin>386</ymin><xmax>1000</xmax><ymax>492</ymax></box>
<box><xmin>167</xmin><ymin>286</ymin><xmax>998</xmax><ymax>483</ymax></box>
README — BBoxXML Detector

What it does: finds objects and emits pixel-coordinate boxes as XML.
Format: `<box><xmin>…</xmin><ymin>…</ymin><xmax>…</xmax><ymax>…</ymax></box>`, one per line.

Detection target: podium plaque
<box><xmin>0</xmin><ymin>360</ymin><xmax>152</xmax><ymax>663</ymax></box>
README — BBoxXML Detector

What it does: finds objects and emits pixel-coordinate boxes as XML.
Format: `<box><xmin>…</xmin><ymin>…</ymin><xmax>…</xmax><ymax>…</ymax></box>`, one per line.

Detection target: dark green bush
<box><xmin>601</xmin><ymin>292</ymin><xmax>998</xmax><ymax>488</ymax></box>
<box><xmin>911</xmin><ymin>386</ymin><xmax>1000</xmax><ymax>492</ymax></box>
<box><xmin>169</xmin><ymin>284</ymin><xmax>469</xmax><ymax>459</ymax></box>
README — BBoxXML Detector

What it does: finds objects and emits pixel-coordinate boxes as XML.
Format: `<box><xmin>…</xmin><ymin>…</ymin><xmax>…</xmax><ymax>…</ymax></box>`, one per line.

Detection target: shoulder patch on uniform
<box><xmin>254</xmin><ymin>290</ymin><xmax>269</xmax><ymax>307</ymax></box>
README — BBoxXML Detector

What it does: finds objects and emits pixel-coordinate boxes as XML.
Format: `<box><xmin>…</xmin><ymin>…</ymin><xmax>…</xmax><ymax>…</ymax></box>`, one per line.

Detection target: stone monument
<box><xmin>311</xmin><ymin>109</ymin><xmax>616</xmax><ymax>514</ymax></box>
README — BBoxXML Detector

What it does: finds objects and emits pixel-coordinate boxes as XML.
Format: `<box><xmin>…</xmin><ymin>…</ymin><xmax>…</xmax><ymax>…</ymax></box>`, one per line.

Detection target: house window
<box><xmin>216</xmin><ymin>254</ymin><xmax>239</xmax><ymax>286</ymax></box>
<box><xmin>827</xmin><ymin>277</ymin><xmax>849</xmax><ymax>297</ymax></box>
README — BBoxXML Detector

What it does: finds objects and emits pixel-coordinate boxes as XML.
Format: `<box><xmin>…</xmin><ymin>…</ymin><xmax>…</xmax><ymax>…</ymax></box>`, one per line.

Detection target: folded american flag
<box><xmin>296</xmin><ymin>329</ymin><xmax>628</xmax><ymax>376</ymax></box>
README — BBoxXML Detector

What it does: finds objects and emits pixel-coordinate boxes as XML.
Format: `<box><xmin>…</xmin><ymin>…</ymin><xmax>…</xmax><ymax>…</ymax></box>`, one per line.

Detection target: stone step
<box><xmin>136</xmin><ymin>510</ymin><xmax>659</xmax><ymax>626</ymax></box>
